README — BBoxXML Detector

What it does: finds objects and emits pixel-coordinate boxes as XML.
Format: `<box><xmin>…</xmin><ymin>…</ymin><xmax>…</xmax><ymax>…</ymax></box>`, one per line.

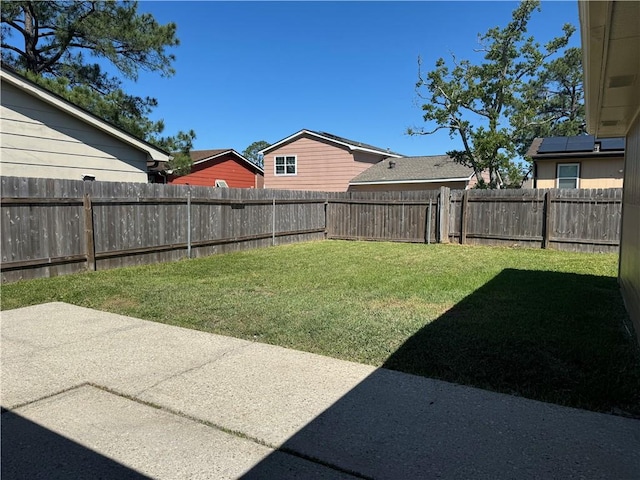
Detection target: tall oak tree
<box><xmin>409</xmin><ymin>0</ymin><xmax>584</xmax><ymax>188</ymax></box>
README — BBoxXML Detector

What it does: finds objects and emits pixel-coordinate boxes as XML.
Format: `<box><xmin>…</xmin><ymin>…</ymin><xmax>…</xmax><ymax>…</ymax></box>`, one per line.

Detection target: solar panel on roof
<box><xmin>537</xmin><ymin>137</ymin><xmax>568</xmax><ymax>153</ymax></box>
<box><xmin>599</xmin><ymin>138</ymin><xmax>625</xmax><ymax>151</ymax></box>
<box><xmin>565</xmin><ymin>135</ymin><xmax>594</xmax><ymax>152</ymax></box>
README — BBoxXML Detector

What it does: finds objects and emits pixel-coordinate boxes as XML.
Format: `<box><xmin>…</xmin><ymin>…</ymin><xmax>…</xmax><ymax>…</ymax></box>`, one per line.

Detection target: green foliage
<box><xmin>1</xmin><ymin>1</ymin><xmax>195</xmax><ymax>174</ymax></box>
<box><xmin>152</xmin><ymin>130</ymin><xmax>196</xmax><ymax>176</ymax></box>
<box><xmin>511</xmin><ymin>46</ymin><xmax>585</xmax><ymax>159</ymax></box>
<box><xmin>409</xmin><ymin>0</ymin><xmax>584</xmax><ymax>188</ymax></box>
<box><xmin>1</xmin><ymin>1</ymin><xmax>178</xmax><ymax>78</ymax></box>
<box><xmin>242</xmin><ymin>140</ymin><xmax>270</xmax><ymax>168</ymax></box>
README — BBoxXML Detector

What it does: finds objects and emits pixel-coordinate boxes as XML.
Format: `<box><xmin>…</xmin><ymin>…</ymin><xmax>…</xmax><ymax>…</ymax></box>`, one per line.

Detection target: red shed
<box><xmin>169</xmin><ymin>149</ymin><xmax>264</xmax><ymax>188</ymax></box>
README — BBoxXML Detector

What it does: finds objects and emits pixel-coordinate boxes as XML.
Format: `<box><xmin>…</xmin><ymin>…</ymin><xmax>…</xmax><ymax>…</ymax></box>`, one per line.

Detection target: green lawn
<box><xmin>2</xmin><ymin>241</ymin><xmax>639</xmax><ymax>416</ymax></box>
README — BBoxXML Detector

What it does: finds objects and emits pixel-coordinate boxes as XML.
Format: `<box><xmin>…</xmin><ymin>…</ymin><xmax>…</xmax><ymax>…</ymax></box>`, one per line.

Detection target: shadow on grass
<box><xmin>1</xmin><ymin>408</ymin><xmax>150</xmax><ymax>479</ymax></box>
<box><xmin>383</xmin><ymin>268</ymin><xmax>640</xmax><ymax>414</ymax></box>
<box><xmin>240</xmin><ymin>269</ymin><xmax>640</xmax><ymax>478</ymax></box>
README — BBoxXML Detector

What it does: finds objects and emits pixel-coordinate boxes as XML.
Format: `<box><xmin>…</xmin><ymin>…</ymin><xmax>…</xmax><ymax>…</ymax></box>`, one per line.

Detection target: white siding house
<box><xmin>0</xmin><ymin>67</ymin><xmax>170</xmax><ymax>183</ymax></box>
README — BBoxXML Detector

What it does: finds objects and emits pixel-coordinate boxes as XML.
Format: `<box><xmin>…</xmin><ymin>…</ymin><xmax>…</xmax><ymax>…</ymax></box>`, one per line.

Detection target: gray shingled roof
<box><xmin>350</xmin><ymin>156</ymin><xmax>474</xmax><ymax>184</ymax></box>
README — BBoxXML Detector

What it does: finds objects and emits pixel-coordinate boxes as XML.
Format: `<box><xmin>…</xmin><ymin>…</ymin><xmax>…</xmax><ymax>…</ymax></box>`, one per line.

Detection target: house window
<box><xmin>215</xmin><ymin>179</ymin><xmax>228</xmax><ymax>188</ymax></box>
<box><xmin>557</xmin><ymin>163</ymin><xmax>580</xmax><ymax>188</ymax></box>
<box><xmin>275</xmin><ymin>155</ymin><xmax>296</xmax><ymax>175</ymax></box>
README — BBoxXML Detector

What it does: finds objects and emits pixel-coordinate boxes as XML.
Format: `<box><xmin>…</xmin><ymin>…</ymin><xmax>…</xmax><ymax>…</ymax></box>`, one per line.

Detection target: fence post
<box><xmin>186</xmin><ymin>189</ymin><xmax>192</xmax><ymax>258</ymax></box>
<box><xmin>460</xmin><ymin>190</ymin><xmax>469</xmax><ymax>244</ymax></box>
<box><xmin>83</xmin><ymin>192</ymin><xmax>96</xmax><ymax>271</ymax></box>
<box><xmin>438</xmin><ymin>187</ymin><xmax>450</xmax><ymax>243</ymax></box>
<box><xmin>426</xmin><ymin>199</ymin><xmax>432</xmax><ymax>244</ymax></box>
<box><xmin>324</xmin><ymin>199</ymin><xmax>328</xmax><ymax>239</ymax></box>
<box><xmin>272</xmin><ymin>198</ymin><xmax>276</xmax><ymax>246</ymax></box>
<box><xmin>543</xmin><ymin>190</ymin><xmax>553</xmax><ymax>249</ymax></box>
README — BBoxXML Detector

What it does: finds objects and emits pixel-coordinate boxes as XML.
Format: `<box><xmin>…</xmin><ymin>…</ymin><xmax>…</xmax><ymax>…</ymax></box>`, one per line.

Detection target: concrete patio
<box><xmin>2</xmin><ymin>302</ymin><xmax>639</xmax><ymax>479</ymax></box>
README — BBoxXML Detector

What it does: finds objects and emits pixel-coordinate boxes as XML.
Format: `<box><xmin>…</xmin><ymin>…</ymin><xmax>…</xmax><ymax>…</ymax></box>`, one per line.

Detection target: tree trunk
<box><xmin>23</xmin><ymin>4</ymin><xmax>39</xmax><ymax>73</ymax></box>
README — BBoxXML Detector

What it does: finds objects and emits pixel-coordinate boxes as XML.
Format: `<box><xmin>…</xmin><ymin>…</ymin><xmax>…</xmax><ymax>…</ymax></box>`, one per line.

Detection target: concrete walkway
<box><xmin>2</xmin><ymin>302</ymin><xmax>639</xmax><ymax>479</ymax></box>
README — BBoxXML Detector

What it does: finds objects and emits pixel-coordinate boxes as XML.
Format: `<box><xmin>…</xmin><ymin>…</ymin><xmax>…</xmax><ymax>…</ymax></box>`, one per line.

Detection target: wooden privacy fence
<box><xmin>326</xmin><ymin>190</ymin><xmax>441</xmax><ymax>244</ymax></box>
<box><xmin>0</xmin><ymin>177</ymin><xmax>326</xmax><ymax>283</ymax></box>
<box><xmin>448</xmin><ymin>188</ymin><xmax>623</xmax><ymax>252</ymax></box>
<box><xmin>0</xmin><ymin>176</ymin><xmax>622</xmax><ymax>282</ymax></box>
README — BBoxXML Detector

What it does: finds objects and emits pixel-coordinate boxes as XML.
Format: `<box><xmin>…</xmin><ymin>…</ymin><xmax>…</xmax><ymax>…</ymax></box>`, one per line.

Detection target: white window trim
<box><xmin>274</xmin><ymin>155</ymin><xmax>297</xmax><ymax>176</ymax></box>
<box><xmin>557</xmin><ymin>163</ymin><xmax>580</xmax><ymax>189</ymax></box>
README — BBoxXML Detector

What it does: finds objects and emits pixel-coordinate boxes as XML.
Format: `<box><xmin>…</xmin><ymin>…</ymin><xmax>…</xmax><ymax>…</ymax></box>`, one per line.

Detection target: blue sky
<box><xmin>126</xmin><ymin>1</ymin><xmax>581</xmax><ymax>157</ymax></box>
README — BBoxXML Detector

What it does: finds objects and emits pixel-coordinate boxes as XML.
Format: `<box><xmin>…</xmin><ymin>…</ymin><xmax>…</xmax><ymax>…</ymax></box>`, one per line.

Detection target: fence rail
<box><xmin>0</xmin><ymin>177</ymin><xmax>622</xmax><ymax>282</ymax></box>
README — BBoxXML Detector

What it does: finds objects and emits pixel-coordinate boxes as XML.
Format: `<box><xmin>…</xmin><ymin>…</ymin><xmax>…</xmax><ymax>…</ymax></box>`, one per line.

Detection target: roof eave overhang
<box><xmin>192</xmin><ymin>153</ymin><xmax>228</xmax><ymax>166</ymax></box>
<box><xmin>192</xmin><ymin>149</ymin><xmax>264</xmax><ymax>174</ymax></box>
<box><xmin>350</xmin><ymin>176</ymin><xmax>472</xmax><ymax>186</ymax></box>
<box><xmin>532</xmin><ymin>151</ymin><xmax>625</xmax><ymax>161</ymax></box>
<box><xmin>260</xmin><ymin>129</ymin><xmax>401</xmax><ymax>157</ymax></box>
<box><xmin>1</xmin><ymin>68</ymin><xmax>171</xmax><ymax>162</ymax></box>
<box><xmin>579</xmin><ymin>0</ymin><xmax>640</xmax><ymax>137</ymax></box>
<box><xmin>349</xmin><ymin>145</ymin><xmax>403</xmax><ymax>158</ymax></box>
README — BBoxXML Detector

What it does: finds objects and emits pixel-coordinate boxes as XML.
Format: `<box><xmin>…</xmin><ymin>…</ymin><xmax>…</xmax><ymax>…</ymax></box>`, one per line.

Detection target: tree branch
<box><xmin>1</xmin><ymin>18</ymin><xmax>27</xmax><ymax>36</ymax></box>
<box><xmin>0</xmin><ymin>43</ymin><xmax>26</xmax><ymax>58</ymax></box>
<box><xmin>410</xmin><ymin>124</ymin><xmax>453</xmax><ymax>136</ymax></box>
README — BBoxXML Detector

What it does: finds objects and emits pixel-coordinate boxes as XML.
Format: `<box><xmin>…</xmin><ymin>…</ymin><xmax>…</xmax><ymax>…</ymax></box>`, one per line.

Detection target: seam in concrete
<box><xmin>133</xmin><ymin>341</ymin><xmax>256</xmax><ymax>397</ymax></box>
<box><xmin>1</xmin><ymin>382</ymin><xmax>93</xmax><ymax>412</ymax></box>
<box><xmin>3</xmin><ymin>382</ymin><xmax>369</xmax><ymax>479</ymax></box>
<box><xmin>89</xmin><ymin>383</ymin><xmax>372</xmax><ymax>480</ymax></box>
<box><xmin>0</xmin><ymin>322</ymin><xmax>148</xmax><ymax>357</ymax></box>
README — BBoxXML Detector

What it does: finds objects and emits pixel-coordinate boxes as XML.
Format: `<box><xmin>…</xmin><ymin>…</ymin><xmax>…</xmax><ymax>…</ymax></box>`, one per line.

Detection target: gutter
<box><xmin>349</xmin><ymin>177</ymin><xmax>471</xmax><ymax>186</ymax></box>
<box><xmin>532</xmin><ymin>151</ymin><xmax>624</xmax><ymax>160</ymax></box>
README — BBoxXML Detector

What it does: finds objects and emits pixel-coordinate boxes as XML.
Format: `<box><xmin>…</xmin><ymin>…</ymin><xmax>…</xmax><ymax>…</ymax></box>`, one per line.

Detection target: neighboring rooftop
<box><xmin>190</xmin><ymin>149</ymin><xmax>230</xmax><ymax>163</ymax></box>
<box><xmin>310</xmin><ymin>130</ymin><xmax>404</xmax><ymax>157</ymax></box>
<box><xmin>527</xmin><ymin>135</ymin><xmax>625</xmax><ymax>159</ymax></box>
<box><xmin>188</xmin><ymin>149</ymin><xmax>263</xmax><ymax>173</ymax></box>
<box><xmin>260</xmin><ymin>129</ymin><xmax>403</xmax><ymax>157</ymax></box>
<box><xmin>350</xmin><ymin>155</ymin><xmax>474</xmax><ymax>185</ymax></box>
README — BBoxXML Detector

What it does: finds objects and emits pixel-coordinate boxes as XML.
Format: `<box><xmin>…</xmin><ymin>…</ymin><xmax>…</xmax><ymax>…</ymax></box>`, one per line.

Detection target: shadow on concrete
<box><xmin>240</xmin><ymin>269</ymin><xmax>640</xmax><ymax>479</ymax></box>
<box><xmin>1</xmin><ymin>408</ymin><xmax>150</xmax><ymax>480</ymax></box>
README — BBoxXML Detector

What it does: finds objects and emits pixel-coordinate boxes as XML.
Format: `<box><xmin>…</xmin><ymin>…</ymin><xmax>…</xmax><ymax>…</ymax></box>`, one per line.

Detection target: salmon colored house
<box><xmin>259</xmin><ymin>129</ymin><xmax>402</xmax><ymax>192</ymax></box>
<box><xmin>169</xmin><ymin>149</ymin><xmax>264</xmax><ymax>188</ymax></box>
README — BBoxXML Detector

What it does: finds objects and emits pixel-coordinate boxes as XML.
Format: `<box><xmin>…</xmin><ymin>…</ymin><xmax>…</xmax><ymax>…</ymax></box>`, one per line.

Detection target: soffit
<box><xmin>581</xmin><ymin>1</ymin><xmax>640</xmax><ymax>137</ymax></box>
